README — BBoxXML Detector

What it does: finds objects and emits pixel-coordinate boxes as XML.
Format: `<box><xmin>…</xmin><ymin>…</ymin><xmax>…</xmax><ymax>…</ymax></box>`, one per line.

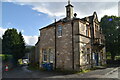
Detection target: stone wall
<box><xmin>79</xmin><ymin>22</ymin><xmax>91</xmax><ymax>69</ymax></box>
<box><xmin>39</xmin><ymin>21</ymin><xmax>80</xmax><ymax>70</ymax></box>
<box><xmin>30</xmin><ymin>47</ymin><xmax>35</xmax><ymax>65</ymax></box>
<box><xmin>56</xmin><ymin>22</ymin><xmax>73</xmax><ymax>70</ymax></box>
<box><xmin>39</xmin><ymin>18</ymin><xmax>106</xmax><ymax>70</ymax></box>
<box><xmin>73</xmin><ymin>21</ymin><xmax>80</xmax><ymax>70</ymax></box>
<box><xmin>35</xmin><ymin>42</ymin><xmax>40</xmax><ymax>63</ymax></box>
<box><xmin>39</xmin><ymin>26</ymin><xmax>55</xmax><ymax>68</ymax></box>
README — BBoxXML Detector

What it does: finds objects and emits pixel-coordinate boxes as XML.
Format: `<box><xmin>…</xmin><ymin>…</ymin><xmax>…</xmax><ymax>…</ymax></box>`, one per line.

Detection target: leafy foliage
<box><xmin>2</xmin><ymin>28</ymin><xmax>25</xmax><ymax>61</ymax></box>
<box><xmin>0</xmin><ymin>54</ymin><xmax>13</xmax><ymax>61</ymax></box>
<box><xmin>100</xmin><ymin>15</ymin><xmax>120</xmax><ymax>60</ymax></box>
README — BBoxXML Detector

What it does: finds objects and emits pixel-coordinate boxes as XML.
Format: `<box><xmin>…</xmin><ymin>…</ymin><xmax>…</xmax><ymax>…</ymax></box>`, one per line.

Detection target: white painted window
<box><xmin>86</xmin><ymin>30</ymin><xmax>88</xmax><ymax>36</ymax></box>
<box><xmin>87</xmin><ymin>48</ymin><xmax>90</xmax><ymax>54</ymax></box>
<box><xmin>93</xmin><ymin>53</ymin><xmax>95</xmax><ymax>60</ymax></box>
<box><xmin>87</xmin><ymin>54</ymin><xmax>90</xmax><ymax>64</ymax></box>
<box><xmin>57</xmin><ymin>25</ymin><xmax>62</xmax><ymax>37</ymax></box>
<box><xmin>81</xmin><ymin>24</ymin><xmax>85</xmax><ymax>31</ymax></box>
<box><xmin>86</xmin><ymin>26</ymin><xmax>89</xmax><ymax>36</ymax></box>
<box><xmin>49</xmin><ymin>49</ymin><xmax>53</xmax><ymax>63</ymax></box>
<box><xmin>42</xmin><ymin>49</ymin><xmax>47</xmax><ymax>62</ymax></box>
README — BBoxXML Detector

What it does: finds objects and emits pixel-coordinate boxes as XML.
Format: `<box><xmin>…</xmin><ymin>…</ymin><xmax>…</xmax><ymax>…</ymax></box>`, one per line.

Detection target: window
<box><xmin>57</xmin><ymin>25</ymin><xmax>62</xmax><ymax>37</ymax></box>
<box><xmin>86</xmin><ymin>26</ymin><xmax>89</xmax><ymax>36</ymax></box>
<box><xmin>87</xmin><ymin>54</ymin><xmax>90</xmax><ymax>64</ymax></box>
<box><xmin>95</xmin><ymin>25</ymin><xmax>99</xmax><ymax>31</ymax></box>
<box><xmin>86</xmin><ymin>30</ymin><xmax>88</xmax><ymax>36</ymax></box>
<box><xmin>42</xmin><ymin>49</ymin><xmax>47</xmax><ymax>62</ymax></box>
<box><xmin>87</xmin><ymin>48</ymin><xmax>90</xmax><ymax>54</ymax></box>
<box><xmin>93</xmin><ymin>53</ymin><xmax>95</xmax><ymax>60</ymax></box>
<box><xmin>49</xmin><ymin>49</ymin><xmax>53</xmax><ymax>63</ymax></box>
<box><xmin>81</xmin><ymin>24</ymin><xmax>85</xmax><ymax>31</ymax></box>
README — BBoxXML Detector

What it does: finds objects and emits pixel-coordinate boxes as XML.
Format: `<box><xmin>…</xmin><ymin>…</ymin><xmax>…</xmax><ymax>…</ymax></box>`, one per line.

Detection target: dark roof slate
<box><xmin>40</xmin><ymin>14</ymin><xmax>94</xmax><ymax>30</ymax></box>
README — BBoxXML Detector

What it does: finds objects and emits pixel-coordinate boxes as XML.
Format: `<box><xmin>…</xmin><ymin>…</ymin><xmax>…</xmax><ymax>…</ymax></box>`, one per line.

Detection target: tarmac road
<box><xmin>2</xmin><ymin>65</ymin><xmax>120</xmax><ymax>79</ymax></box>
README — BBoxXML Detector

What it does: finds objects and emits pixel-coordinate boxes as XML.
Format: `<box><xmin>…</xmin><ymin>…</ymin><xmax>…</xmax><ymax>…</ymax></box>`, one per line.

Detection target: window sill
<box><xmin>58</xmin><ymin>36</ymin><xmax>62</xmax><ymax>38</ymax></box>
<box><xmin>43</xmin><ymin>61</ymin><xmax>47</xmax><ymax>63</ymax></box>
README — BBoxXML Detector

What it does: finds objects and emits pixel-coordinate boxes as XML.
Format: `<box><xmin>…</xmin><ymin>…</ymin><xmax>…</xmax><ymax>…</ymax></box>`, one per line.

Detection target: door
<box><xmin>95</xmin><ymin>53</ymin><xmax>99</xmax><ymax>66</ymax></box>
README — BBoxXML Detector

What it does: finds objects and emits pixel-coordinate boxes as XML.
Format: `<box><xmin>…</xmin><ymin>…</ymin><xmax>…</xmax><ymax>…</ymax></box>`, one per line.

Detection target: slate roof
<box><xmin>80</xmin><ymin>15</ymin><xmax>94</xmax><ymax>23</ymax></box>
<box><xmin>39</xmin><ymin>16</ymin><xmax>91</xmax><ymax>31</ymax></box>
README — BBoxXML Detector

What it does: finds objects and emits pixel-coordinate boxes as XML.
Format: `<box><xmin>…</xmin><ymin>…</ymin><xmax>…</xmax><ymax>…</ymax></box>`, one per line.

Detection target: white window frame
<box><xmin>42</xmin><ymin>49</ymin><xmax>47</xmax><ymax>62</ymax></box>
<box><xmin>49</xmin><ymin>49</ymin><xmax>53</xmax><ymax>63</ymax></box>
<box><xmin>86</xmin><ymin>26</ymin><xmax>89</xmax><ymax>36</ymax></box>
<box><xmin>87</xmin><ymin>54</ymin><xmax>90</xmax><ymax>64</ymax></box>
<box><xmin>57</xmin><ymin>25</ymin><xmax>62</xmax><ymax>37</ymax></box>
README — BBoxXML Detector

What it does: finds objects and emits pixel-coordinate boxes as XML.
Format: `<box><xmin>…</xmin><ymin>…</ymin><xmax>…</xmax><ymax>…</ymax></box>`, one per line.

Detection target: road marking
<box><xmin>105</xmin><ymin>68</ymin><xmax>118</xmax><ymax>75</ymax></box>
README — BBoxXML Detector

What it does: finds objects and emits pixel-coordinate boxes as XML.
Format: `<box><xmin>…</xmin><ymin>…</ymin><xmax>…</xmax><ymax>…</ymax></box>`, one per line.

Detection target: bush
<box><xmin>115</xmin><ymin>56</ymin><xmax>120</xmax><ymax>60</ymax></box>
<box><xmin>1</xmin><ymin>54</ymin><xmax>13</xmax><ymax>61</ymax></box>
<box><xmin>106</xmin><ymin>52</ymin><xmax>111</xmax><ymax>60</ymax></box>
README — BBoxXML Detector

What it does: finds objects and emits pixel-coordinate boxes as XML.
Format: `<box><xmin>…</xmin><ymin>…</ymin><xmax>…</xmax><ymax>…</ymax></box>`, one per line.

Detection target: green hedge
<box><xmin>0</xmin><ymin>54</ymin><xmax>13</xmax><ymax>61</ymax></box>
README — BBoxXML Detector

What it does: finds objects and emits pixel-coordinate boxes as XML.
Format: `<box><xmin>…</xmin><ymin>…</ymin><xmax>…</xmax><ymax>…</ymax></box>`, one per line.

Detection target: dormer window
<box><xmin>57</xmin><ymin>25</ymin><xmax>62</xmax><ymax>37</ymax></box>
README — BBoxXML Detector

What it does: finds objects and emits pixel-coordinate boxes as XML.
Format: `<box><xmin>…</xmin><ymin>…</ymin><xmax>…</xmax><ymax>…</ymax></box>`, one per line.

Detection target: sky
<box><xmin>1</xmin><ymin>0</ymin><xmax>119</xmax><ymax>46</ymax></box>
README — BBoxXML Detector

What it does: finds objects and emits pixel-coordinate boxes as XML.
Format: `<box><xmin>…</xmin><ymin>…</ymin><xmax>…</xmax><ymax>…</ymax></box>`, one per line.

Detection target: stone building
<box><xmin>35</xmin><ymin>37</ymin><xmax>40</xmax><ymax>63</ymax></box>
<box><xmin>36</xmin><ymin>1</ymin><xmax>106</xmax><ymax>71</ymax></box>
<box><xmin>29</xmin><ymin>36</ymin><xmax>40</xmax><ymax>65</ymax></box>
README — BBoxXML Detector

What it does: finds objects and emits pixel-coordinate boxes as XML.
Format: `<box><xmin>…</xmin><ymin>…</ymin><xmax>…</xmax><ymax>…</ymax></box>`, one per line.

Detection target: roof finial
<box><xmin>68</xmin><ymin>0</ymin><xmax>70</xmax><ymax>4</ymax></box>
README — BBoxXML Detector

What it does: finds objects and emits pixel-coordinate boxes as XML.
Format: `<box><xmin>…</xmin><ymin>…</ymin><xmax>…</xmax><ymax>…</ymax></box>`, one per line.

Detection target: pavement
<box><xmin>1</xmin><ymin>65</ymin><xmax>120</xmax><ymax>79</ymax></box>
<box><xmin>104</xmin><ymin>67</ymin><xmax>119</xmax><ymax>78</ymax></box>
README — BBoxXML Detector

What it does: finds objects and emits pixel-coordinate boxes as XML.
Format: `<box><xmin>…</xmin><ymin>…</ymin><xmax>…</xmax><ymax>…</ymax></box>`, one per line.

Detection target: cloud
<box><xmin>29</xmin><ymin>2</ymin><xmax>66</xmax><ymax>19</ymax></box>
<box><xmin>23</xmin><ymin>35</ymin><xmax>38</xmax><ymax>46</ymax></box>
<box><xmin>31</xmin><ymin>2</ymin><xmax>118</xmax><ymax>21</ymax></box>
<box><xmin>1</xmin><ymin>1</ymin><xmax>119</xmax><ymax>45</ymax></box>
<box><xmin>21</xmin><ymin>29</ymin><xmax>24</xmax><ymax>33</ymax></box>
<box><xmin>2</xmin><ymin>0</ymin><xmax>120</xmax><ymax>2</ymax></box>
<box><xmin>38</xmin><ymin>13</ymin><xmax>42</xmax><ymax>16</ymax></box>
<box><xmin>73</xmin><ymin>2</ymin><xmax>118</xmax><ymax>20</ymax></box>
<box><xmin>0</xmin><ymin>27</ymin><xmax>38</xmax><ymax>46</ymax></box>
<box><xmin>0</xmin><ymin>27</ymin><xmax>7</xmax><ymax>38</ymax></box>
<box><xmin>2</xmin><ymin>1</ymin><xmax>118</xmax><ymax>21</ymax></box>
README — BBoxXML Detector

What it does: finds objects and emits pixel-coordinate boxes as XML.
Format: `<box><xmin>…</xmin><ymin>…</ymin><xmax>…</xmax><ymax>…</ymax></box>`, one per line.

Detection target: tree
<box><xmin>2</xmin><ymin>28</ymin><xmax>25</xmax><ymax>65</ymax></box>
<box><xmin>100</xmin><ymin>15</ymin><xmax>120</xmax><ymax>60</ymax></box>
<box><xmin>18</xmin><ymin>32</ymin><xmax>25</xmax><ymax>58</ymax></box>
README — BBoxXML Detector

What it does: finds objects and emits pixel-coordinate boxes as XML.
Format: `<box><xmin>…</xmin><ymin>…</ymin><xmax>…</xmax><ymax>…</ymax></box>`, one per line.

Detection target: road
<box><xmin>0</xmin><ymin>57</ymin><xmax>2</xmax><ymax>80</ymax></box>
<box><xmin>2</xmin><ymin>65</ymin><xmax>120</xmax><ymax>79</ymax></box>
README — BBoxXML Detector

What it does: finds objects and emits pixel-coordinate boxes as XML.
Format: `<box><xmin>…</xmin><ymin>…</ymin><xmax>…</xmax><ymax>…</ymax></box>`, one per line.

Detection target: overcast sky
<box><xmin>1</xmin><ymin>0</ymin><xmax>119</xmax><ymax>45</ymax></box>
